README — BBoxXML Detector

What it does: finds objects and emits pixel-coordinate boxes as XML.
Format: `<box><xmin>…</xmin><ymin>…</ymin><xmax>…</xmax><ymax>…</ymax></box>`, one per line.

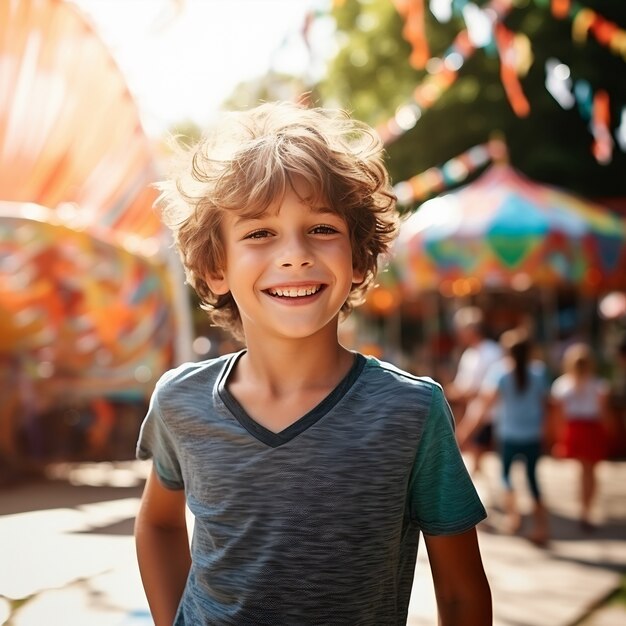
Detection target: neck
<box><xmin>237</xmin><ymin>329</ymin><xmax>353</xmax><ymax>396</ymax></box>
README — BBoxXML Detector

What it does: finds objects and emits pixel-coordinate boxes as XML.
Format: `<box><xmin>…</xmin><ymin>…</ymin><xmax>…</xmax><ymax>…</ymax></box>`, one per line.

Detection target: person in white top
<box><xmin>551</xmin><ymin>342</ymin><xmax>611</xmax><ymax>531</ymax></box>
<box><xmin>446</xmin><ymin>307</ymin><xmax>503</xmax><ymax>474</ymax></box>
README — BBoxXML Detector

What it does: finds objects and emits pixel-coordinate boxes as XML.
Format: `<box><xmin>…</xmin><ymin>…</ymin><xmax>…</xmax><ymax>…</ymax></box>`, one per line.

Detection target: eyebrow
<box><xmin>233</xmin><ymin>214</ymin><xmax>261</xmax><ymax>227</ymax></box>
<box><xmin>310</xmin><ymin>205</ymin><xmax>336</xmax><ymax>215</ymax></box>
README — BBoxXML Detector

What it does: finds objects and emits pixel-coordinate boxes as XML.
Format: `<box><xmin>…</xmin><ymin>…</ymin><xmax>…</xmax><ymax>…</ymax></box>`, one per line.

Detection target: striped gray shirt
<box><xmin>137</xmin><ymin>351</ymin><xmax>486</xmax><ymax>625</ymax></box>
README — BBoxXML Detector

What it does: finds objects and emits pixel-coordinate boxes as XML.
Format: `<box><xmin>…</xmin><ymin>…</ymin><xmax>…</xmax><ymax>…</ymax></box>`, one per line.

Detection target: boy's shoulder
<box><xmin>154</xmin><ymin>351</ymin><xmax>238</xmax><ymax>395</ymax></box>
<box><xmin>360</xmin><ymin>353</ymin><xmax>444</xmax><ymax>403</ymax></box>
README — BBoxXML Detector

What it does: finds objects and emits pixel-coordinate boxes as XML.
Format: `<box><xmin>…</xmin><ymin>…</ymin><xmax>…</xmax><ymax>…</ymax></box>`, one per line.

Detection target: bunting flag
<box><xmin>545</xmin><ymin>58</ymin><xmax>575</xmax><ymax>109</ymax></box>
<box><xmin>394</xmin><ymin>0</ymin><xmax>430</xmax><ymax>69</ymax></box>
<box><xmin>393</xmin><ymin>139</ymin><xmax>507</xmax><ymax>206</ymax></box>
<box><xmin>551</xmin><ymin>0</ymin><xmax>571</xmax><ymax>19</ymax></box>
<box><xmin>429</xmin><ymin>0</ymin><xmax>453</xmax><ymax>23</ymax></box>
<box><xmin>574</xmin><ymin>78</ymin><xmax>593</xmax><ymax>120</ymax></box>
<box><xmin>591</xmin><ymin>89</ymin><xmax>613</xmax><ymax>165</ymax></box>
<box><xmin>494</xmin><ymin>22</ymin><xmax>531</xmax><ymax>117</ymax></box>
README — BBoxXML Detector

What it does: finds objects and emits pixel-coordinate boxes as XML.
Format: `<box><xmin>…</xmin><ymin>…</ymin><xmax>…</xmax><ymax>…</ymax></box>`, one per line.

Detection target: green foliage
<box><xmin>222</xmin><ymin>71</ymin><xmax>317</xmax><ymax>111</ymax></box>
<box><xmin>320</xmin><ymin>1</ymin><xmax>419</xmax><ymax>119</ymax></box>
<box><xmin>320</xmin><ymin>0</ymin><xmax>626</xmax><ymax>204</ymax></box>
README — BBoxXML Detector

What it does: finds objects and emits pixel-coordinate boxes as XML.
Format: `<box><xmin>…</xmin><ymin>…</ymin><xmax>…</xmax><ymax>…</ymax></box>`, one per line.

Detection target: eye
<box><xmin>311</xmin><ymin>224</ymin><xmax>340</xmax><ymax>235</ymax></box>
<box><xmin>244</xmin><ymin>229</ymin><xmax>273</xmax><ymax>240</ymax></box>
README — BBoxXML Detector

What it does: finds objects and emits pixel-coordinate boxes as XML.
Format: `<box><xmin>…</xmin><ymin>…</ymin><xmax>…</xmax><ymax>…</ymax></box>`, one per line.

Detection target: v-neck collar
<box><xmin>217</xmin><ymin>350</ymin><xmax>366</xmax><ymax>448</ymax></box>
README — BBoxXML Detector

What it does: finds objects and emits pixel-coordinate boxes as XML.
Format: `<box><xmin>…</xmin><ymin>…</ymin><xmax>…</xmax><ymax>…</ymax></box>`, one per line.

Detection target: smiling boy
<box><xmin>134</xmin><ymin>102</ymin><xmax>491</xmax><ymax>625</ymax></box>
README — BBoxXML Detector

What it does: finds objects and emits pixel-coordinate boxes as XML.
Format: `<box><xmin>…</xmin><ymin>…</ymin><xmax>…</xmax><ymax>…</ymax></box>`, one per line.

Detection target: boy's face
<box><xmin>206</xmin><ymin>181</ymin><xmax>363</xmax><ymax>343</ymax></box>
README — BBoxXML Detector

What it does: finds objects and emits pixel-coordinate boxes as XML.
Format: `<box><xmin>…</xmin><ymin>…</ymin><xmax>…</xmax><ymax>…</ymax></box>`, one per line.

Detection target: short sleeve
<box><xmin>408</xmin><ymin>385</ymin><xmax>487</xmax><ymax>535</ymax></box>
<box><xmin>551</xmin><ymin>375</ymin><xmax>566</xmax><ymax>399</ymax></box>
<box><xmin>136</xmin><ymin>380</ymin><xmax>184</xmax><ymax>490</ymax></box>
<box><xmin>482</xmin><ymin>362</ymin><xmax>504</xmax><ymax>394</ymax></box>
<box><xmin>452</xmin><ymin>349</ymin><xmax>478</xmax><ymax>392</ymax></box>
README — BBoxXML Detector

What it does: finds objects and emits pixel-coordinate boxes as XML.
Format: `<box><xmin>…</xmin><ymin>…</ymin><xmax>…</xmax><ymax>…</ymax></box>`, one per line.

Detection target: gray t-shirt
<box><xmin>137</xmin><ymin>351</ymin><xmax>486</xmax><ymax>625</ymax></box>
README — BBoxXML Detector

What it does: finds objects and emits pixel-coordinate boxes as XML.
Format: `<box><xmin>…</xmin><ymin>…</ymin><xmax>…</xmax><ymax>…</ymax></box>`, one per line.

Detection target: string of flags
<box><xmin>543</xmin><ymin>57</ymin><xmax>625</xmax><ymax>165</ymax></box>
<box><xmin>378</xmin><ymin>0</ymin><xmax>625</xmax><ymax>166</ymax></box>
<box><xmin>377</xmin><ymin>0</ymin><xmax>516</xmax><ymax>144</ymax></box>
<box><xmin>565</xmin><ymin>1</ymin><xmax>626</xmax><ymax>60</ymax></box>
<box><xmin>393</xmin><ymin>138</ymin><xmax>508</xmax><ymax>206</ymax></box>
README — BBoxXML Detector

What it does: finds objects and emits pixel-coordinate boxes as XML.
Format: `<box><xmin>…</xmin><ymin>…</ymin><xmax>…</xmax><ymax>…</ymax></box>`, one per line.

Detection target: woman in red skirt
<box><xmin>551</xmin><ymin>343</ymin><xmax>610</xmax><ymax>531</ymax></box>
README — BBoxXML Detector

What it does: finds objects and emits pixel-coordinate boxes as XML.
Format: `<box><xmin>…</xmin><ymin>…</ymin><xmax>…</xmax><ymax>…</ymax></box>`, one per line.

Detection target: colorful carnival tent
<box><xmin>393</xmin><ymin>164</ymin><xmax>626</xmax><ymax>298</ymax></box>
<box><xmin>0</xmin><ymin>0</ymin><xmax>190</xmax><ymax>398</ymax></box>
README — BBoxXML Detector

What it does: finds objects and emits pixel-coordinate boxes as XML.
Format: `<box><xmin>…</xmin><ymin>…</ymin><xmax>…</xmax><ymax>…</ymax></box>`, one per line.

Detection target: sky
<box><xmin>72</xmin><ymin>0</ymin><xmax>331</xmax><ymax>137</ymax></box>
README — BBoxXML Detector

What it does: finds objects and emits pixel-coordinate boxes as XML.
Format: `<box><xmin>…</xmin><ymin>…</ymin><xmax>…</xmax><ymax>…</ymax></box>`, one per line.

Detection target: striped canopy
<box><xmin>394</xmin><ymin>165</ymin><xmax>626</xmax><ymax>296</ymax></box>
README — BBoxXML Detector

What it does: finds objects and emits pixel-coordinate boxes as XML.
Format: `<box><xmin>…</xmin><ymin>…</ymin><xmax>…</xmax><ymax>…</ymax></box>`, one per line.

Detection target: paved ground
<box><xmin>0</xmin><ymin>453</ymin><xmax>625</xmax><ymax>626</ymax></box>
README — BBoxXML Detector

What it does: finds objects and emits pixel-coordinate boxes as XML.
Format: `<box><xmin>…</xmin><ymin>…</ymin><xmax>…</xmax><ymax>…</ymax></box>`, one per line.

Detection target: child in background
<box><xmin>134</xmin><ymin>102</ymin><xmax>491</xmax><ymax>625</ymax></box>
<box><xmin>551</xmin><ymin>342</ymin><xmax>611</xmax><ymax>531</ymax></box>
<box><xmin>458</xmin><ymin>328</ymin><xmax>550</xmax><ymax>545</ymax></box>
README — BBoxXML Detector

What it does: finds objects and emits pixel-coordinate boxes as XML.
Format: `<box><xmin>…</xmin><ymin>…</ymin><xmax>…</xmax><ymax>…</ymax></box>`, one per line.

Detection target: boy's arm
<box><xmin>424</xmin><ymin>528</ymin><xmax>492</xmax><ymax>626</ymax></box>
<box><xmin>135</xmin><ymin>466</ymin><xmax>191</xmax><ymax>626</ymax></box>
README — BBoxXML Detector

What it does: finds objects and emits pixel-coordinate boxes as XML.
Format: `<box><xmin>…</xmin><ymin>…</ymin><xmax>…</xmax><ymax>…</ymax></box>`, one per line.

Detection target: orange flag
<box><xmin>591</xmin><ymin>89</ymin><xmax>613</xmax><ymax>164</ymax></box>
<box><xmin>495</xmin><ymin>23</ymin><xmax>530</xmax><ymax>118</ymax></box>
<box><xmin>394</xmin><ymin>0</ymin><xmax>429</xmax><ymax>70</ymax></box>
<box><xmin>551</xmin><ymin>0</ymin><xmax>571</xmax><ymax>19</ymax></box>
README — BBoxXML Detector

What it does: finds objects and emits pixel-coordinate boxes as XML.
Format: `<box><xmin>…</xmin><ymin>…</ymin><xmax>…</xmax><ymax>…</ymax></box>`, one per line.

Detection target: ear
<box><xmin>205</xmin><ymin>270</ymin><xmax>229</xmax><ymax>295</ymax></box>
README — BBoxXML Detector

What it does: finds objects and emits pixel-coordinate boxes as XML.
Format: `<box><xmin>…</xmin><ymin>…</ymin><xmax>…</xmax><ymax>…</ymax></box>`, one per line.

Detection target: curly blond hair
<box><xmin>156</xmin><ymin>101</ymin><xmax>398</xmax><ymax>340</ymax></box>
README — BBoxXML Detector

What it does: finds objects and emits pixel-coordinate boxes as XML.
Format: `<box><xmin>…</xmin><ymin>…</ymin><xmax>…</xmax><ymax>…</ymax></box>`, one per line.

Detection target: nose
<box><xmin>276</xmin><ymin>233</ymin><xmax>314</xmax><ymax>268</ymax></box>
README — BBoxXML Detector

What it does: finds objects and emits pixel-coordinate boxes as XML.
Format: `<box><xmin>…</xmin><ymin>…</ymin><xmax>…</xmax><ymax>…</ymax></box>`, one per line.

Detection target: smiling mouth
<box><xmin>265</xmin><ymin>285</ymin><xmax>324</xmax><ymax>298</ymax></box>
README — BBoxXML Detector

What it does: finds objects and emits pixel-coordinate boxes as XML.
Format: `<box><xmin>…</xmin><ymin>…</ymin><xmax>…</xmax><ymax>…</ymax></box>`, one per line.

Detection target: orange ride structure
<box><xmin>0</xmin><ymin>0</ymin><xmax>191</xmax><ymax>399</ymax></box>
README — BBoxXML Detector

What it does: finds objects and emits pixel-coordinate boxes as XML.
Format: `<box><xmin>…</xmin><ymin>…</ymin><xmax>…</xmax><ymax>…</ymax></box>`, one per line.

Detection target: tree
<box><xmin>222</xmin><ymin>71</ymin><xmax>316</xmax><ymax>111</ymax></box>
<box><xmin>319</xmin><ymin>0</ymin><xmax>626</xmax><ymax>207</ymax></box>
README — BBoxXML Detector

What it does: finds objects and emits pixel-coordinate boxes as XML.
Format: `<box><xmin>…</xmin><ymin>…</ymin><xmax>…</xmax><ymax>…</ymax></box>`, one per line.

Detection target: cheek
<box><xmin>233</xmin><ymin>248</ymin><xmax>267</xmax><ymax>272</ymax></box>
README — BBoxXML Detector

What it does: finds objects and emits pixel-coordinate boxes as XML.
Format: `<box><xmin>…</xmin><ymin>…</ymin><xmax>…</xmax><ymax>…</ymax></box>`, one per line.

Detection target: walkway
<box><xmin>0</xmin><ymin>454</ymin><xmax>624</xmax><ymax>625</ymax></box>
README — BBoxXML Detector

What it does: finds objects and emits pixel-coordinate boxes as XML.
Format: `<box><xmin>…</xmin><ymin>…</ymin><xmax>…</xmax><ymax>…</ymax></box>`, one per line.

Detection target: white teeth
<box><xmin>268</xmin><ymin>285</ymin><xmax>321</xmax><ymax>298</ymax></box>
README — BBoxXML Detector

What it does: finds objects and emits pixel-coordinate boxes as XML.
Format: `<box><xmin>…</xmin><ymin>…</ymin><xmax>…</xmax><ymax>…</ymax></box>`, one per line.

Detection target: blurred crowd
<box><xmin>446</xmin><ymin>306</ymin><xmax>626</xmax><ymax>542</ymax></box>
<box><xmin>0</xmin><ymin>356</ymin><xmax>148</xmax><ymax>485</ymax></box>
<box><xmin>1</xmin><ymin>309</ymin><xmax>625</xmax><ymax>516</ymax></box>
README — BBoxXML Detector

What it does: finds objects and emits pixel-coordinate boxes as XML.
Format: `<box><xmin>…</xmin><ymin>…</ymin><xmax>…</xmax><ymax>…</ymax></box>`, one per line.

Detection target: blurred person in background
<box><xmin>446</xmin><ymin>306</ymin><xmax>503</xmax><ymax>475</ymax></box>
<box><xmin>551</xmin><ymin>343</ymin><xmax>612</xmax><ymax>531</ymax></box>
<box><xmin>458</xmin><ymin>328</ymin><xmax>550</xmax><ymax>545</ymax></box>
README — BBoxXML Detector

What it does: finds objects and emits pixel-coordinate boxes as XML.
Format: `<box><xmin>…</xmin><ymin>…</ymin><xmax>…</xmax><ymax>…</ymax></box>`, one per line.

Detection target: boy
<box><xmin>134</xmin><ymin>102</ymin><xmax>491</xmax><ymax>625</ymax></box>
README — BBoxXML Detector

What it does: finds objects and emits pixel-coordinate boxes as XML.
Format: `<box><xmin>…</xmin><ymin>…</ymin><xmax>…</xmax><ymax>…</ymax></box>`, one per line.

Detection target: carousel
<box><xmin>0</xmin><ymin>0</ymin><xmax>191</xmax><ymax>465</ymax></box>
<box><xmin>365</xmin><ymin>163</ymin><xmax>626</xmax><ymax>375</ymax></box>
